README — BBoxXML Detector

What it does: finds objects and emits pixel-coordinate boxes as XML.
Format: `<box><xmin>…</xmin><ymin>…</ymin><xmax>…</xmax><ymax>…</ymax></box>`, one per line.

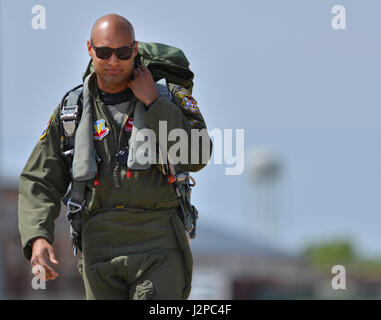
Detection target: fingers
<box><xmin>134</xmin><ymin>65</ymin><xmax>149</xmax><ymax>77</ymax></box>
<box><xmin>127</xmin><ymin>65</ymin><xmax>158</xmax><ymax>105</ymax></box>
<box><xmin>128</xmin><ymin>68</ymin><xmax>139</xmax><ymax>85</ymax></box>
<box><xmin>130</xmin><ymin>65</ymin><xmax>151</xmax><ymax>83</ymax></box>
<box><xmin>31</xmin><ymin>251</ymin><xmax>59</xmax><ymax>281</ymax></box>
<box><xmin>34</xmin><ymin>255</ymin><xmax>58</xmax><ymax>280</ymax></box>
<box><xmin>31</xmin><ymin>264</ymin><xmax>57</xmax><ymax>281</ymax></box>
<box><xmin>132</xmin><ymin>66</ymin><xmax>143</xmax><ymax>79</ymax></box>
<box><xmin>47</xmin><ymin>246</ymin><xmax>59</xmax><ymax>265</ymax></box>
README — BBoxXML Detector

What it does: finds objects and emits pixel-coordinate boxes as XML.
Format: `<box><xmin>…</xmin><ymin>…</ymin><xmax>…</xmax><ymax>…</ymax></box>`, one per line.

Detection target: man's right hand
<box><xmin>30</xmin><ymin>238</ymin><xmax>59</xmax><ymax>281</ymax></box>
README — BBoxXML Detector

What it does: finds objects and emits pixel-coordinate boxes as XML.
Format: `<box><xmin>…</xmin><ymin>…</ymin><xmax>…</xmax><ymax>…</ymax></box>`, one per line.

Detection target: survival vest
<box><xmin>60</xmin><ymin>42</ymin><xmax>198</xmax><ymax>255</ymax></box>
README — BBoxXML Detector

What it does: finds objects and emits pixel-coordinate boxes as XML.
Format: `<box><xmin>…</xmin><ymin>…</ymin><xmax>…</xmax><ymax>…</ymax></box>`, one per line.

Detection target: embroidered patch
<box><xmin>93</xmin><ymin>119</ymin><xmax>110</xmax><ymax>140</ymax></box>
<box><xmin>175</xmin><ymin>91</ymin><xmax>200</xmax><ymax>113</ymax></box>
<box><xmin>40</xmin><ymin>114</ymin><xmax>53</xmax><ymax>140</ymax></box>
<box><xmin>124</xmin><ymin>118</ymin><xmax>134</xmax><ymax>132</ymax></box>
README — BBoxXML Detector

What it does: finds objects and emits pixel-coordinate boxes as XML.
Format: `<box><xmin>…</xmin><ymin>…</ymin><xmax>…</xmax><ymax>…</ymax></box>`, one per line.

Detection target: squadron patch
<box><xmin>40</xmin><ymin>114</ymin><xmax>53</xmax><ymax>140</ymax></box>
<box><xmin>175</xmin><ymin>91</ymin><xmax>200</xmax><ymax>113</ymax></box>
<box><xmin>93</xmin><ymin>119</ymin><xmax>110</xmax><ymax>140</ymax></box>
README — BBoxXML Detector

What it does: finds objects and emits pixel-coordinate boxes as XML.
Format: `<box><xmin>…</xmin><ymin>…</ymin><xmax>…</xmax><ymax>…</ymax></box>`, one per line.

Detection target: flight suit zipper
<box><xmin>117</xmin><ymin>97</ymin><xmax>137</xmax><ymax>155</ymax></box>
<box><xmin>112</xmin><ymin>97</ymin><xmax>137</xmax><ymax>189</ymax></box>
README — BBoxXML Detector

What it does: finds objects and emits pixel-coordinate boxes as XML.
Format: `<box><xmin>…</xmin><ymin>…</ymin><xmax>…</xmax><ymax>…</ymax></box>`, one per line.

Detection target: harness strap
<box><xmin>59</xmin><ymin>84</ymin><xmax>83</xmax><ymax>153</ymax></box>
<box><xmin>69</xmin><ymin>180</ymin><xmax>87</xmax><ymax>208</ymax></box>
<box><xmin>60</xmin><ymin>86</ymin><xmax>83</xmax><ymax>168</ymax></box>
<box><xmin>65</xmin><ymin>179</ymin><xmax>87</xmax><ymax>256</ymax></box>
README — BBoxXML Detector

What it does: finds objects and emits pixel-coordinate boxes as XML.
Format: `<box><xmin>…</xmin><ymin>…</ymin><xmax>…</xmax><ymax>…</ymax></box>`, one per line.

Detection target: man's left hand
<box><xmin>128</xmin><ymin>65</ymin><xmax>160</xmax><ymax>107</ymax></box>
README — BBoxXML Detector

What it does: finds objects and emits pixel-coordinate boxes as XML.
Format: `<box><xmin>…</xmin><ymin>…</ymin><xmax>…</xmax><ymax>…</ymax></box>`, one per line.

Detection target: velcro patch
<box><xmin>40</xmin><ymin>114</ymin><xmax>53</xmax><ymax>140</ymax></box>
<box><xmin>175</xmin><ymin>91</ymin><xmax>200</xmax><ymax>113</ymax></box>
<box><xmin>93</xmin><ymin>119</ymin><xmax>110</xmax><ymax>140</ymax></box>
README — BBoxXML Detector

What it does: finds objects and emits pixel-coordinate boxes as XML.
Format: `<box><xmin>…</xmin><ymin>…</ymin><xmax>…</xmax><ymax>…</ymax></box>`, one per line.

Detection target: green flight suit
<box><xmin>18</xmin><ymin>72</ymin><xmax>212</xmax><ymax>300</ymax></box>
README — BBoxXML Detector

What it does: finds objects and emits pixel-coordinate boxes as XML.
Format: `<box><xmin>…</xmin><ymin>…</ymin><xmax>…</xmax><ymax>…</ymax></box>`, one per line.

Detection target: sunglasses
<box><xmin>90</xmin><ymin>39</ymin><xmax>136</xmax><ymax>60</ymax></box>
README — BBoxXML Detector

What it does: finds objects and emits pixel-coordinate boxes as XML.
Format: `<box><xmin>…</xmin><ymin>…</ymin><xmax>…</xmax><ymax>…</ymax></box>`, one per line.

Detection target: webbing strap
<box><xmin>70</xmin><ymin>180</ymin><xmax>87</xmax><ymax>205</ymax></box>
<box><xmin>66</xmin><ymin>180</ymin><xmax>87</xmax><ymax>217</ymax></box>
<box><xmin>59</xmin><ymin>84</ymin><xmax>83</xmax><ymax>153</ymax></box>
<box><xmin>66</xmin><ymin>89</ymin><xmax>82</xmax><ymax>106</ymax></box>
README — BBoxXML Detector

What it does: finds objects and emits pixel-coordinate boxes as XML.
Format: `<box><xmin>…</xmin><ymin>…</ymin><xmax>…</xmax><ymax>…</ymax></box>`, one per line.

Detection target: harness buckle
<box><xmin>67</xmin><ymin>198</ymin><xmax>84</xmax><ymax>214</ymax></box>
<box><xmin>61</xmin><ymin>105</ymin><xmax>79</xmax><ymax>137</ymax></box>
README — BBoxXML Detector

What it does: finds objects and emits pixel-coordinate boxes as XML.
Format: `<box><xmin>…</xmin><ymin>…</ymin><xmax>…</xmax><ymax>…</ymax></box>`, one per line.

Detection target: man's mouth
<box><xmin>105</xmin><ymin>69</ymin><xmax>122</xmax><ymax>75</ymax></box>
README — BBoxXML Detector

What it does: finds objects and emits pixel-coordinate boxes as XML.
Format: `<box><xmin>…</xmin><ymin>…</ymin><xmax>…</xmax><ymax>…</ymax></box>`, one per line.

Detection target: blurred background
<box><xmin>1</xmin><ymin>0</ymin><xmax>381</xmax><ymax>299</ymax></box>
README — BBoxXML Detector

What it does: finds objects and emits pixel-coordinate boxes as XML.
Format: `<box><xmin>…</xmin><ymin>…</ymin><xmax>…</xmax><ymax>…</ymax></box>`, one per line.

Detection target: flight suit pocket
<box><xmin>77</xmin><ymin>256</ymin><xmax>84</xmax><ymax>277</ymax></box>
<box><xmin>170</xmin><ymin>214</ymin><xmax>193</xmax><ymax>299</ymax></box>
<box><xmin>127</xmin><ymin>169</ymin><xmax>179</xmax><ymax>209</ymax></box>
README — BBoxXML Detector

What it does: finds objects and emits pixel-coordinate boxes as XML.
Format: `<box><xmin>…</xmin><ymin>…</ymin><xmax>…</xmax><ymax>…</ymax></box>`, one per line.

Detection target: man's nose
<box><xmin>108</xmin><ymin>52</ymin><xmax>120</xmax><ymax>64</ymax></box>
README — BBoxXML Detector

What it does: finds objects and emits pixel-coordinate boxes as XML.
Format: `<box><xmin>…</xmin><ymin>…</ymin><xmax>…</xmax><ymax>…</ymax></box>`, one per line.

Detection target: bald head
<box><xmin>87</xmin><ymin>14</ymin><xmax>138</xmax><ymax>93</ymax></box>
<box><xmin>90</xmin><ymin>14</ymin><xmax>135</xmax><ymax>44</ymax></box>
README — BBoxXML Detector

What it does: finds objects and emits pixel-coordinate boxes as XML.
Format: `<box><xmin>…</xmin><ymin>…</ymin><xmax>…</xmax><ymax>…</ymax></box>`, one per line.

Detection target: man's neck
<box><xmin>96</xmin><ymin>77</ymin><xmax>129</xmax><ymax>93</ymax></box>
<box><xmin>98</xmin><ymin>86</ymin><xmax>133</xmax><ymax>105</ymax></box>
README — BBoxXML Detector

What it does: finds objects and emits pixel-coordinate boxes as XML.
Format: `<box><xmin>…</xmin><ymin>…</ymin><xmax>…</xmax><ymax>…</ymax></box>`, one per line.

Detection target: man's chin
<box><xmin>102</xmin><ymin>75</ymin><xmax>129</xmax><ymax>86</ymax></box>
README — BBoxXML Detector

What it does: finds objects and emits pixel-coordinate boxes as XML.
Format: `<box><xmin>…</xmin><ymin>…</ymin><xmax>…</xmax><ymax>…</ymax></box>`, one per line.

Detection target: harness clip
<box><xmin>67</xmin><ymin>198</ymin><xmax>84</xmax><ymax>214</ymax></box>
<box><xmin>61</xmin><ymin>105</ymin><xmax>79</xmax><ymax>137</ymax></box>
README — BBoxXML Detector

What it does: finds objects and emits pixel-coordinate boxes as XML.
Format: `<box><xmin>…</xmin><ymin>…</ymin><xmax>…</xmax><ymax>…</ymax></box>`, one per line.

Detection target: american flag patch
<box><xmin>125</xmin><ymin>118</ymin><xmax>134</xmax><ymax>132</ymax></box>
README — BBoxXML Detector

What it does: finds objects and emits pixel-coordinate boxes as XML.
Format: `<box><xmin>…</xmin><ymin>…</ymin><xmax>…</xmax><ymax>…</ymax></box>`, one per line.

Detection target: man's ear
<box><xmin>133</xmin><ymin>41</ymin><xmax>139</xmax><ymax>57</ymax></box>
<box><xmin>87</xmin><ymin>40</ymin><xmax>92</xmax><ymax>57</ymax></box>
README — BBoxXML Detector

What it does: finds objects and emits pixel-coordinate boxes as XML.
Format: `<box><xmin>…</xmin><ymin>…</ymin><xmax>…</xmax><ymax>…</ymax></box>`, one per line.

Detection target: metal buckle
<box><xmin>61</xmin><ymin>105</ymin><xmax>79</xmax><ymax>137</ymax></box>
<box><xmin>175</xmin><ymin>173</ymin><xmax>187</xmax><ymax>183</ymax></box>
<box><xmin>62</xmin><ymin>149</ymin><xmax>74</xmax><ymax>158</ymax></box>
<box><xmin>67</xmin><ymin>198</ymin><xmax>83</xmax><ymax>213</ymax></box>
<box><xmin>61</xmin><ymin>105</ymin><xmax>79</xmax><ymax>121</ymax></box>
<box><xmin>188</xmin><ymin>175</ymin><xmax>196</xmax><ymax>187</ymax></box>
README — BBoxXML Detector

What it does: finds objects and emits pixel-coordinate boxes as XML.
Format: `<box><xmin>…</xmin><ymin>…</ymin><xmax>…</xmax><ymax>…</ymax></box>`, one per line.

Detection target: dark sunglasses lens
<box><xmin>95</xmin><ymin>47</ymin><xmax>113</xmax><ymax>59</ymax></box>
<box><xmin>115</xmin><ymin>47</ymin><xmax>133</xmax><ymax>60</ymax></box>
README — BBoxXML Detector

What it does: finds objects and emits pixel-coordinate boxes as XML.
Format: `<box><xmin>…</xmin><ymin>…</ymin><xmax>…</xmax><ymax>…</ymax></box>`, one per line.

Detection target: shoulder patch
<box><xmin>175</xmin><ymin>90</ymin><xmax>200</xmax><ymax>113</ymax></box>
<box><xmin>40</xmin><ymin>114</ymin><xmax>53</xmax><ymax>140</ymax></box>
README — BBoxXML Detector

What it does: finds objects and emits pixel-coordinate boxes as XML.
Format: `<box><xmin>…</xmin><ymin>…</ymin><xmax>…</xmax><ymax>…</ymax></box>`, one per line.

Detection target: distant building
<box><xmin>190</xmin><ymin>224</ymin><xmax>317</xmax><ymax>299</ymax></box>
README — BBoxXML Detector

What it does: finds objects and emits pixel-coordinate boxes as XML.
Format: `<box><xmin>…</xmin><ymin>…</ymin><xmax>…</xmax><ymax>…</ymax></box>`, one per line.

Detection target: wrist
<box><xmin>29</xmin><ymin>237</ymin><xmax>48</xmax><ymax>248</ymax></box>
<box><xmin>145</xmin><ymin>94</ymin><xmax>160</xmax><ymax>109</ymax></box>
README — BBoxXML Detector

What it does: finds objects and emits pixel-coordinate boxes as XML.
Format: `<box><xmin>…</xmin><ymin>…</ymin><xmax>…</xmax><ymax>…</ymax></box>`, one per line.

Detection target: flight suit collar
<box><xmin>86</xmin><ymin>72</ymin><xmax>101</xmax><ymax>102</ymax></box>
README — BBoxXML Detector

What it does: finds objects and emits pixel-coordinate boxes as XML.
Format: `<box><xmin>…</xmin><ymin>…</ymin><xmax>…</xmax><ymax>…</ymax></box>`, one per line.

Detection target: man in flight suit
<box><xmin>18</xmin><ymin>13</ymin><xmax>212</xmax><ymax>300</ymax></box>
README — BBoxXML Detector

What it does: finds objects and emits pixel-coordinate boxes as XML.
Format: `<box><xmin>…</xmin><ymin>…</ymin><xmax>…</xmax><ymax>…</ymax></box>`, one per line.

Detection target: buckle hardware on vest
<box><xmin>167</xmin><ymin>172</ymin><xmax>196</xmax><ymax>186</ymax></box>
<box><xmin>61</xmin><ymin>105</ymin><xmax>79</xmax><ymax>137</ymax></box>
<box><xmin>67</xmin><ymin>198</ymin><xmax>84</xmax><ymax>213</ymax></box>
<box><xmin>167</xmin><ymin>161</ymin><xmax>198</xmax><ymax>239</ymax></box>
<box><xmin>62</xmin><ymin>149</ymin><xmax>74</xmax><ymax>159</ymax></box>
<box><xmin>59</xmin><ymin>44</ymin><xmax>199</xmax><ymax>255</ymax></box>
<box><xmin>115</xmin><ymin>146</ymin><xmax>129</xmax><ymax>166</ymax></box>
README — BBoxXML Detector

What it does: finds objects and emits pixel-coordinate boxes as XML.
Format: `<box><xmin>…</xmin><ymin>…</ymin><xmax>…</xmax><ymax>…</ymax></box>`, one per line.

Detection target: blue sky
<box><xmin>1</xmin><ymin>0</ymin><xmax>381</xmax><ymax>257</ymax></box>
